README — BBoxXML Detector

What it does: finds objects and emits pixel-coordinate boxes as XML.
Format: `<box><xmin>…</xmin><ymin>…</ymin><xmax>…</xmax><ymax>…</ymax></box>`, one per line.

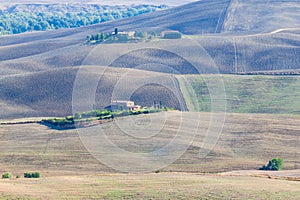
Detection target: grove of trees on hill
<box><xmin>0</xmin><ymin>4</ymin><xmax>168</xmax><ymax>35</ymax></box>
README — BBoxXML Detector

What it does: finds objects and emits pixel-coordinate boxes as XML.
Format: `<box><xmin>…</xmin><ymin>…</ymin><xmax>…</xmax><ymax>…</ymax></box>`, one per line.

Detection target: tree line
<box><xmin>0</xmin><ymin>4</ymin><xmax>168</xmax><ymax>35</ymax></box>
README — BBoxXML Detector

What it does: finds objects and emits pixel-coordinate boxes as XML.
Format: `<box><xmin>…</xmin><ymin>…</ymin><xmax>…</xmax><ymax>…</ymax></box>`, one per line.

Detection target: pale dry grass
<box><xmin>0</xmin><ymin>112</ymin><xmax>299</xmax><ymax>199</ymax></box>
<box><xmin>0</xmin><ymin>112</ymin><xmax>299</xmax><ymax>174</ymax></box>
<box><xmin>0</xmin><ymin>173</ymin><xmax>299</xmax><ymax>199</ymax></box>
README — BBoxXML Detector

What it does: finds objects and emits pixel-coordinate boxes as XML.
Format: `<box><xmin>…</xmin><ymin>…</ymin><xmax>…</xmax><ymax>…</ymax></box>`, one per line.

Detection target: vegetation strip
<box><xmin>0</xmin><ymin>121</ymin><xmax>39</xmax><ymax>125</ymax></box>
<box><xmin>40</xmin><ymin>107</ymin><xmax>172</xmax><ymax>130</ymax></box>
<box><xmin>86</xmin><ymin>28</ymin><xmax>182</xmax><ymax>44</ymax></box>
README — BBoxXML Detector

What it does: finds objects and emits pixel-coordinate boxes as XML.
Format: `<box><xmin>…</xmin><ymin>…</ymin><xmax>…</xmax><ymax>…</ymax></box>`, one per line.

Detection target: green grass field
<box><xmin>179</xmin><ymin>75</ymin><xmax>300</xmax><ymax>114</ymax></box>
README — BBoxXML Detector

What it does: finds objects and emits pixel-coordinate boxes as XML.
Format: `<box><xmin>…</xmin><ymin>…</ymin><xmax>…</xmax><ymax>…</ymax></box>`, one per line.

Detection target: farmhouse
<box><xmin>111</xmin><ymin>31</ymin><xmax>135</xmax><ymax>37</ymax></box>
<box><xmin>119</xmin><ymin>31</ymin><xmax>135</xmax><ymax>37</ymax></box>
<box><xmin>105</xmin><ymin>100</ymin><xmax>141</xmax><ymax>111</ymax></box>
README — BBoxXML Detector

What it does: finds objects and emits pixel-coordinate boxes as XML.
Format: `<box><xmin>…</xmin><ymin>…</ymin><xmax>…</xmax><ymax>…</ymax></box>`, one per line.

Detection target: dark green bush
<box><xmin>65</xmin><ymin>116</ymin><xmax>74</xmax><ymax>121</ymax></box>
<box><xmin>100</xmin><ymin>110</ymin><xmax>112</xmax><ymax>117</ymax></box>
<box><xmin>112</xmin><ymin>111</ymin><xmax>129</xmax><ymax>117</ymax></box>
<box><xmin>24</xmin><ymin>172</ymin><xmax>40</xmax><ymax>178</ymax></box>
<box><xmin>99</xmin><ymin>115</ymin><xmax>112</xmax><ymax>120</ymax></box>
<box><xmin>131</xmin><ymin>110</ymin><xmax>142</xmax><ymax>115</ymax></box>
<box><xmin>260</xmin><ymin>158</ymin><xmax>283</xmax><ymax>171</ymax></box>
<box><xmin>142</xmin><ymin>109</ymin><xmax>150</xmax><ymax>114</ymax></box>
<box><xmin>81</xmin><ymin>110</ymin><xmax>102</xmax><ymax>118</ymax></box>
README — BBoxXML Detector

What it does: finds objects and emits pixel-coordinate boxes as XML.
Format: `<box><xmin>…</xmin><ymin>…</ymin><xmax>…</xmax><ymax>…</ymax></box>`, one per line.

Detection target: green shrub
<box><xmin>99</xmin><ymin>110</ymin><xmax>112</xmax><ymax>117</ymax></box>
<box><xmin>57</xmin><ymin>118</ymin><xmax>74</xmax><ymax>126</ymax></box>
<box><xmin>130</xmin><ymin>110</ymin><xmax>142</xmax><ymax>115</ymax></box>
<box><xmin>260</xmin><ymin>158</ymin><xmax>283</xmax><ymax>171</ymax></box>
<box><xmin>112</xmin><ymin>111</ymin><xmax>129</xmax><ymax>117</ymax></box>
<box><xmin>142</xmin><ymin>109</ymin><xmax>150</xmax><ymax>114</ymax></box>
<box><xmin>32</xmin><ymin>172</ymin><xmax>40</xmax><ymax>178</ymax></box>
<box><xmin>2</xmin><ymin>172</ymin><xmax>12</xmax><ymax>179</ymax></box>
<box><xmin>24</xmin><ymin>172</ymin><xmax>40</xmax><ymax>178</ymax></box>
<box><xmin>74</xmin><ymin>112</ymin><xmax>82</xmax><ymax>119</ymax></box>
<box><xmin>24</xmin><ymin>172</ymin><xmax>31</xmax><ymax>178</ymax></box>
<box><xmin>65</xmin><ymin>116</ymin><xmax>74</xmax><ymax>121</ymax></box>
<box><xmin>16</xmin><ymin>175</ymin><xmax>20</xmax><ymax>178</ymax></box>
<box><xmin>99</xmin><ymin>115</ymin><xmax>112</xmax><ymax>120</ymax></box>
<box><xmin>81</xmin><ymin>110</ymin><xmax>99</xmax><ymax>118</ymax></box>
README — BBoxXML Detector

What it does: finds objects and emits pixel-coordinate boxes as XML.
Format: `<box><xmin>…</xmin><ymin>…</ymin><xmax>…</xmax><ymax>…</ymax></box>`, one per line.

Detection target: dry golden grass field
<box><xmin>0</xmin><ymin>172</ymin><xmax>299</xmax><ymax>200</ymax></box>
<box><xmin>0</xmin><ymin>112</ymin><xmax>299</xmax><ymax>199</ymax></box>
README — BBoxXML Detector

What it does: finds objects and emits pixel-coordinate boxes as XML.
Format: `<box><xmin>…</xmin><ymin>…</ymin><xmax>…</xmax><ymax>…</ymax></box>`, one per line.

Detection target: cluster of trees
<box><xmin>87</xmin><ymin>28</ymin><xmax>159</xmax><ymax>44</ymax></box>
<box><xmin>87</xmin><ymin>28</ymin><xmax>183</xmax><ymax>44</ymax></box>
<box><xmin>24</xmin><ymin>172</ymin><xmax>40</xmax><ymax>178</ymax></box>
<box><xmin>2</xmin><ymin>172</ymin><xmax>40</xmax><ymax>179</ymax></box>
<box><xmin>0</xmin><ymin>4</ymin><xmax>167</xmax><ymax>35</ymax></box>
<box><xmin>41</xmin><ymin>109</ymin><xmax>116</xmax><ymax>129</ymax></box>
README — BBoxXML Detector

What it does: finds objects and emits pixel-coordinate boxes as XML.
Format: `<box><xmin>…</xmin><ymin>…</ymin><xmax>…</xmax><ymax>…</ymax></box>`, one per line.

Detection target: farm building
<box><xmin>105</xmin><ymin>100</ymin><xmax>141</xmax><ymax>111</ymax></box>
<box><xmin>161</xmin><ymin>30</ymin><xmax>182</xmax><ymax>39</ymax></box>
<box><xmin>111</xmin><ymin>31</ymin><xmax>135</xmax><ymax>37</ymax></box>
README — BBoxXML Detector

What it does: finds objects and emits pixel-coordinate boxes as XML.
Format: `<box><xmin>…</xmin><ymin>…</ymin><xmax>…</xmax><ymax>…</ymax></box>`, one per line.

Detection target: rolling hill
<box><xmin>0</xmin><ymin>2</ymin><xmax>300</xmax><ymax>198</ymax></box>
<box><xmin>0</xmin><ymin>0</ymin><xmax>196</xmax><ymax>6</ymax></box>
<box><xmin>1</xmin><ymin>112</ymin><xmax>299</xmax><ymax>199</ymax></box>
<box><xmin>0</xmin><ymin>0</ymin><xmax>299</xmax><ymax>71</ymax></box>
<box><xmin>0</xmin><ymin>67</ymin><xmax>186</xmax><ymax>119</ymax></box>
<box><xmin>0</xmin><ymin>0</ymin><xmax>300</xmax><ymax>118</ymax></box>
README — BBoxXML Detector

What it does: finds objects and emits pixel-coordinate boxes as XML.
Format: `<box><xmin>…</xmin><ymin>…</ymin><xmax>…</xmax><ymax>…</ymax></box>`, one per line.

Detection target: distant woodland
<box><xmin>0</xmin><ymin>4</ymin><xmax>168</xmax><ymax>35</ymax></box>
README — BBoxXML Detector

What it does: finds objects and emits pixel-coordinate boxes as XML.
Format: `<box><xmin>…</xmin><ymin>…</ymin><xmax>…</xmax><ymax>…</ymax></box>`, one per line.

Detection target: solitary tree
<box><xmin>100</xmin><ymin>32</ymin><xmax>105</xmax><ymax>41</ymax></box>
<box><xmin>260</xmin><ymin>158</ymin><xmax>283</xmax><ymax>171</ymax></box>
<box><xmin>114</xmin><ymin>28</ymin><xmax>118</xmax><ymax>35</ymax></box>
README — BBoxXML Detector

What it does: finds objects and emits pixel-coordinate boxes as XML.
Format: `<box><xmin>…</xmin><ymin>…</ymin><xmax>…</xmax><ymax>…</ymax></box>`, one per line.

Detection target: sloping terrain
<box><xmin>0</xmin><ymin>2</ymin><xmax>299</xmax><ymax>197</ymax></box>
<box><xmin>224</xmin><ymin>0</ymin><xmax>300</xmax><ymax>33</ymax></box>
<box><xmin>0</xmin><ymin>0</ymin><xmax>299</xmax><ymax>73</ymax></box>
<box><xmin>0</xmin><ymin>0</ymin><xmax>300</xmax><ymax>118</ymax></box>
<box><xmin>0</xmin><ymin>112</ymin><xmax>299</xmax><ymax>174</ymax></box>
<box><xmin>0</xmin><ymin>67</ymin><xmax>185</xmax><ymax>119</ymax></box>
<box><xmin>0</xmin><ymin>0</ymin><xmax>195</xmax><ymax>6</ymax></box>
<box><xmin>180</xmin><ymin>75</ymin><xmax>300</xmax><ymax>114</ymax></box>
<box><xmin>197</xmin><ymin>29</ymin><xmax>300</xmax><ymax>73</ymax></box>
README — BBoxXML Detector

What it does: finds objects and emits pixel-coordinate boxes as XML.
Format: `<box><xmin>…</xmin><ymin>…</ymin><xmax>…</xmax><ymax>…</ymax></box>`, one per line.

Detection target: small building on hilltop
<box><xmin>161</xmin><ymin>30</ymin><xmax>182</xmax><ymax>39</ymax></box>
<box><xmin>105</xmin><ymin>100</ymin><xmax>141</xmax><ymax>111</ymax></box>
